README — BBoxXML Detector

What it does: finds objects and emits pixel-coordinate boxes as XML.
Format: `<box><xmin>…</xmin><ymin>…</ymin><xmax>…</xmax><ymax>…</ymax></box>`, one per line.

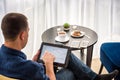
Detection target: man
<box><xmin>0</xmin><ymin>13</ymin><xmax>118</xmax><ymax>80</ymax></box>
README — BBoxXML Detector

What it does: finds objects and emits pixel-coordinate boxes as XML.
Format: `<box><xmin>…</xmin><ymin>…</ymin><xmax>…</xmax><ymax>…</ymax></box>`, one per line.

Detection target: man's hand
<box><xmin>41</xmin><ymin>51</ymin><xmax>55</xmax><ymax>65</ymax></box>
<box><xmin>42</xmin><ymin>51</ymin><xmax>56</xmax><ymax>80</ymax></box>
<box><xmin>32</xmin><ymin>50</ymin><xmax>40</xmax><ymax>61</ymax></box>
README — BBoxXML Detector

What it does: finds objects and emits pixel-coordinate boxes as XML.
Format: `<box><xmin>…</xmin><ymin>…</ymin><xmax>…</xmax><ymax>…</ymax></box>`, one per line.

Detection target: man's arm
<box><xmin>42</xmin><ymin>51</ymin><xmax>56</xmax><ymax>80</ymax></box>
<box><xmin>32</xmin><ymin>50</ymin><xmax>56</xmax><ymax>80</ymax></box>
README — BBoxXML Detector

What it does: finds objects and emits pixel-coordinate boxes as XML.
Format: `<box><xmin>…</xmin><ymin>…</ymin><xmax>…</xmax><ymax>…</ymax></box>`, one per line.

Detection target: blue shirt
<box><xmin>0</xmin><ymin>44</ymin><xmax>49</xmax><ymax>80</ymax></box>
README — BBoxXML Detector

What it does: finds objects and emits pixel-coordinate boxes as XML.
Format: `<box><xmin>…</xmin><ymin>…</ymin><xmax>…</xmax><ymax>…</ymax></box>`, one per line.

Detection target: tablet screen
<box><xmin>38</xmin><ymin>42</ymin><xmax>70</xmax><ymax>67</ymax></box>
<box><xmin>40</xmin><ymin>45</ymin><xmax>68</xmax><ymax>64</ymax></box>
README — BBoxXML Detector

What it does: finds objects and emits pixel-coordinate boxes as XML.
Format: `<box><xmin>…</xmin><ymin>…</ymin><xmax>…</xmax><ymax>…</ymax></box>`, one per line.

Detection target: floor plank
<box><xmin>91</xmin><ymin>58</ymin><xmax>108</xmax><ymax>74</ymax></box>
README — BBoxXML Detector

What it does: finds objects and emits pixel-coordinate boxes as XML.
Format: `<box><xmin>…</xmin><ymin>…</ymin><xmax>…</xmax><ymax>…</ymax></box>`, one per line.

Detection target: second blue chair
<box><xmin>99</xmin><ymin>42</ymin><xmax>120</xmax><ymax>80</ymax></box>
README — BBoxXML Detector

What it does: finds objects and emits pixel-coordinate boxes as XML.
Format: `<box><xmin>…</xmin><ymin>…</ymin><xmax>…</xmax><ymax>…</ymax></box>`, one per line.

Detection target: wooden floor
<box><xmin>91</xmin><ymin>58</ymin><xmax>108</xmax><ymax>74</ymax></box>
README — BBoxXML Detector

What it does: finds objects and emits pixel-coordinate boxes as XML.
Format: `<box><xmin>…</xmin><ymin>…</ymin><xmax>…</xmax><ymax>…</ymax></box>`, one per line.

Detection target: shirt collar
<box><xmin>1</xmin><ymin>44</ymin><xmax>27</xmax><ymax>59</ymax></box>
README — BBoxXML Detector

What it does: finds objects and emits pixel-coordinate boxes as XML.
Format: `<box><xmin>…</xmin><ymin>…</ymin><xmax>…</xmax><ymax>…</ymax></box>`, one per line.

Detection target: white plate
<box><xmin>55</xmin><ymin>36</ymin><xmax>69</xmax><ymax>42</ymax></box>
<box><xmin>71</xmin><ymin>31</ymin><xmax>85</xmax><ymax>38</ymax></box>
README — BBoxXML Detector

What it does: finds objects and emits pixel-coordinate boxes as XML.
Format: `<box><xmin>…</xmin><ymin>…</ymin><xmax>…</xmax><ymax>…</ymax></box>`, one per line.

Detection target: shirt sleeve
<box><xmin>34</xmin><ymin>63</ymin><xmax>50</xmax><ymax>80</ymax></box>
<box><xmin>25</xmin><ymin>60</ymin><xmax>50</xmax><ymax>80</ymax></box>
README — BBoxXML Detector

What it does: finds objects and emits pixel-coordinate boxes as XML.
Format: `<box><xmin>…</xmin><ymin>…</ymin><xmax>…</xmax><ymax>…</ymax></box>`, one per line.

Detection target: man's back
<box><xmin>0</xmin><ymin>45</ymin><xmax>49</xmax><ymax>80</ymax></box>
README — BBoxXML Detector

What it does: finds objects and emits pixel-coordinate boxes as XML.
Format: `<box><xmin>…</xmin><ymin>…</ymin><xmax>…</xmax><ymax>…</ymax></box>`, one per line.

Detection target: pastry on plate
<box><xmin>72</xmin><ymin>30</ymin><xmax>81</xmax><ymax>37</ymax></box>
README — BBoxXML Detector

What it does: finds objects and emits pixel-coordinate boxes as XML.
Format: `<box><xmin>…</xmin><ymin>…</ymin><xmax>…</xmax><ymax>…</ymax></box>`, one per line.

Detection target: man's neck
<box><xmin>4</xmin><ymin>41</ymin><xmax>22</xmax><ymax>51</ymax></box>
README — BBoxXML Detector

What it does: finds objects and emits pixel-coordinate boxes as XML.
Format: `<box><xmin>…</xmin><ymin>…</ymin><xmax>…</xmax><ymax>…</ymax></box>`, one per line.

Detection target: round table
<box><xmin>42</xmin><ymin>25</ymin><xmax>98</xmax><ymax>68</ymax></box>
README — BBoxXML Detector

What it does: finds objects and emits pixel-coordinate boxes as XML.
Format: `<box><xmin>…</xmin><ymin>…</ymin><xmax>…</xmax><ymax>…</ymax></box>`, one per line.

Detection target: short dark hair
<box><xmin>1</xmin><ymin>13</ymin><xmax>28</xmax><ymax>41</ymax></box>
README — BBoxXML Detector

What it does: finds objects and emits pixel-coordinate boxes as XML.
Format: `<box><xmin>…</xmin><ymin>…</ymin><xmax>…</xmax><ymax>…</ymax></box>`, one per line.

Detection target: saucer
<box><xmin>55</xmin><ymin>36</ymin><xmax>69</xmax><ymax>42</ymax></box>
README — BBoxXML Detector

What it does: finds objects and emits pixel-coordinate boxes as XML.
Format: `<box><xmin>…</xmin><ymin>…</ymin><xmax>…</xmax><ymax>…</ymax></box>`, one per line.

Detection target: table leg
<box><xmin>80</xmin><ymin>49</ymin><xmax>85</xmax><ymax>62</ymax></box>
<box><xmin>86</xmin><ymin>45</ymin><xmax>94</xmax><ymax>68</ymax></box>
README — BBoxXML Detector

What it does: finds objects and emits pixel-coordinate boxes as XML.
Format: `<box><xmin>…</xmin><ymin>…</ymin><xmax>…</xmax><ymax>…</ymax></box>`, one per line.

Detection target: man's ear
<box><xmin>20</xmin><ymin>31</ymin><xmax>25</xmax><ymax>40</ymax></box>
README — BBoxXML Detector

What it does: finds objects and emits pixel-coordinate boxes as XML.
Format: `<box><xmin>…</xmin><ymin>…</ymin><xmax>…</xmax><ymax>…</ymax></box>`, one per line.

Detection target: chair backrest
<box><xmin>0</xmin><ymin>75</ymin><xmax>17</xmax><ymax>80</ymax></box>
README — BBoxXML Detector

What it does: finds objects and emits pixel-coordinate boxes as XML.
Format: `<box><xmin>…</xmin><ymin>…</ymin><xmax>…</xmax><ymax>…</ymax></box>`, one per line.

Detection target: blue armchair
<box><xmin>99</xmin><ymin>42</ymin><xmax>120</xmax><ymax>80</ymax></box>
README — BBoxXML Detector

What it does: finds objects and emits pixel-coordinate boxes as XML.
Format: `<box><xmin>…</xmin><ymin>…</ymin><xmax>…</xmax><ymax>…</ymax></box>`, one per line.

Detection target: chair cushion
<box><xmin>100</xmin><ymin>42</ymin><xmax>120</xmax><ymax>67</ymax></box>
<box><xmin>0</xmin><ymin>75</ymin><xmax>17</xmax><ymax>80</ymax></box>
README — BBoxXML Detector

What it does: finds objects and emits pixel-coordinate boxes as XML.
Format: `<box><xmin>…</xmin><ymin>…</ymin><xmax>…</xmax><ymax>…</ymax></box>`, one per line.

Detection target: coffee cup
<box><xmin>57</xmin><ymin>31</ymin><xmax>66</xmax><ymax>41</ymax></box>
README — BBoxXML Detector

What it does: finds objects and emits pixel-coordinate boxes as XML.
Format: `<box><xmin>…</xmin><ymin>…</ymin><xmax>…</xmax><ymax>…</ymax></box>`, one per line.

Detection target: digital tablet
<box><xmin>37</xmin><ymin>42</ymin><xmax>70</xmax><ymax>67</ymax></box>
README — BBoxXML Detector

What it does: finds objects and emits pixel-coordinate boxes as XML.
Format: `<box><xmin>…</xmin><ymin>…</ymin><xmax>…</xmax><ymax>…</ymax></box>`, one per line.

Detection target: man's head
<box><xmin>1</xmin><ymin>13</ymin><xmax>29</xmax><ymax>49</ymax></box>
